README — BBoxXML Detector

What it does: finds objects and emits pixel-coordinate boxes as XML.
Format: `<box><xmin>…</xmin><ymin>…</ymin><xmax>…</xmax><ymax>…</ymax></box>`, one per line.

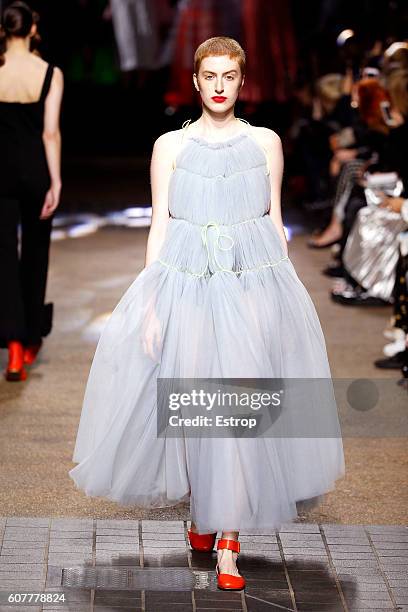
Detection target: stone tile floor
<box><xmin>0</xmin><ymin>518</ymin><xmax>406</xmax><ymax>611</ymax></box>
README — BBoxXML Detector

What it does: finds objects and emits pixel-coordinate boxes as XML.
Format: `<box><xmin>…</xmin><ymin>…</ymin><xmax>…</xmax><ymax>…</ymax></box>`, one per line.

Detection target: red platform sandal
<box><xmin>5</xmin><ymin>341</ymin><xmax>27</xmax><ymax>382</ymax></box>
<box><xmin>187</xmin><ymin>528</ymin><xmax>217</xmax><ymax>552</ymax></box>
<box><xmin>216</xmin><ymin>538</ymin><xmax>245</xmax><ymax>590</ymax></box>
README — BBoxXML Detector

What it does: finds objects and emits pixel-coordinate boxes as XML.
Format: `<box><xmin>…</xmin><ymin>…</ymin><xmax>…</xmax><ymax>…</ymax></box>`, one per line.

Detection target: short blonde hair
<box><xmin>194</xmin><ymin>36</ymin><xmax>245</xmax><ymax>77</ymax></box>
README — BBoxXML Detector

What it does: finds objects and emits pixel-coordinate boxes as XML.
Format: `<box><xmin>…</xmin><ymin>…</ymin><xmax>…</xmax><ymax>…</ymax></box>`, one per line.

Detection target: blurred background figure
<box><xmin>0</xmin><ymin>1</ymin><xmax>63</xmax><ymax>381</ymax></box>
<box><xmin>108</xmin><ymin>0</ymin><xmax>164</xmax><ymax>80</ymax></box>
<box><xmin>163</xmin><ymin>0</ymin><xmax>242</xmax><ymax>110</ymax></box>
<box><xmin>239</xmin><ymin>0</ymin><xmax>297</xmax><ymax>109</ymax></box>
<box><xmin>308</xmin><ymin>76</ymin><xmax>392</xmax><ymax>250</ymax></box>
<box><xmin>162</xmin><ymin>0</ymin><xmax>296</xmax><ymax>114</ymax></box>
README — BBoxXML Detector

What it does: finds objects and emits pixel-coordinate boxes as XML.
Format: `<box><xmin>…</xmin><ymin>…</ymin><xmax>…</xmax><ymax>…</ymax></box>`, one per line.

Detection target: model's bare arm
<box><xmin>145</xmin><ymin>133</ymin><xmax>174</xmax><ymax>267</ymax></box>
<box><xmin>41</xmin><ymin>66</ymin><xmax>64</xmax><ymax>219</ymax></box>
<box><xmin>264</xmin><ymin>130</ymin><xmax>288</xmax><ymax>256</ymax></box>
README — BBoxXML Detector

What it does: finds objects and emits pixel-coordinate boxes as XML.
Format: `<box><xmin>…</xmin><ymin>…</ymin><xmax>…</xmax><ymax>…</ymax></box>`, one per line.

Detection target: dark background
<box><xmin>1</xmin><ymin>0</ymin><xmax>408</xmax><ymax>214</ymax></box>
<box><xmin>13</xmin><ymin>0</ymin><xmax>407</xmax><ymax>152</ymax></box>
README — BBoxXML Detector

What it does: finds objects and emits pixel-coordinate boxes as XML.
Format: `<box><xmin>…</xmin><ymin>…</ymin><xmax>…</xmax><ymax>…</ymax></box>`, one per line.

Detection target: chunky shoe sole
<box><xmin>5</xmin><ymin>368</ymin><xmax>27</xmax><ymax>382</ymax></box>
<box><xmin>6</xmin><ymin>341</ymin><xmax>27</xmax><ymax>382</ymax></box>
<box><xmin>215</xmin><ymin>565</ymin><xmax>245</xmax><ymax>590</ymax></box>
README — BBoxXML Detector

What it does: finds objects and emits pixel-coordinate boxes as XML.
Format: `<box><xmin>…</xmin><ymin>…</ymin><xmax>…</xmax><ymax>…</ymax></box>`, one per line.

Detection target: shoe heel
<box><xmin>5</xmin><ymin>341</ymin><xmax>27</xmax><ymax>382</ymax></box>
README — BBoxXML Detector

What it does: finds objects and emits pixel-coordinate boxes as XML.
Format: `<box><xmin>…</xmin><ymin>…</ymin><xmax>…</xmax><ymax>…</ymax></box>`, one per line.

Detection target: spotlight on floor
<box><xmin>82</xmin><ymin>312</ymin><xmax>112</xmax><ymax>343</ymax></box>
<box><xmin>51</xmin><ymin>214</ymin><xmax>104</xmax><ymax>240</ymax></box>
<box><xmin>106</xmin><ymin>206</ymin><xmax>152</xmax><ymax>228</ymax></box>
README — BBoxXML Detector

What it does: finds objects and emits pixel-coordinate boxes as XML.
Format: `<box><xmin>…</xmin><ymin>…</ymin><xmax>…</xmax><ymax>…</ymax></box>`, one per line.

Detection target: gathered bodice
<box><xmin>158</xmin><ymin>119</ymin><xmax>288</xmax><ymax>279</ymax></box>
<box><xmin>169</xmin><ymin>119</ymin><xmax>271</xmax><ymax>225</ymax></box>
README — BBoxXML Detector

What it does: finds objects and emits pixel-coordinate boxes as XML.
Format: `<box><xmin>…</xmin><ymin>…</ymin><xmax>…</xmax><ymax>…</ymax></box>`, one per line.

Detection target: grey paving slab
<box><xmin>95</xmin><ymin>554</ymin><xmax>140</xmax><ymax>563</ymax></box>
<box><xmin>49</xmin><ymin>532</ymin><xmax>92</xmax><ymax>540</ymax></box>
<box><xmin>2</xmin><ymin>531</ymin><xmax>48</xmax><ymax>542</ymax></box>
<box><xmin>365</xmin><ymin>526</ymin><xmax>408</xmax><ymax>533</ymax></box>
<box><xmin>96</xmin><ymin>535</ymin><xmax>138</xmax><ymax>543</ymax></box>
<box><xmin>96</xmin><ymin>520</ymin><xmax>139</xmax><ymax>529</ymax></box>
<box><xmin>0</xmin><ymin>607</ymin><xmax>43</xmax><ymax>612</ymax></box>
<box><xmin>6</xmin><ymin>518</ymin><xmax>50</xmax><ymax>527</ymax></box>
<box><xmin>50</xmin><ymin>520</ymin><xmax>93</xmax><ymax>532</ymax></box>
<box><xmin>0</xmin><ymin>554</ymin><xmax>46</xmax><ymax>564</ymax></box>
<box><xmin>1</xmin><ymin>543</ymin><xmax>48</xmax><ymax>551</ymax></box>
<box><xmin>142</xmin><ymin>520</ymin><xmax>184</xmax><ymax>531</ymax></box>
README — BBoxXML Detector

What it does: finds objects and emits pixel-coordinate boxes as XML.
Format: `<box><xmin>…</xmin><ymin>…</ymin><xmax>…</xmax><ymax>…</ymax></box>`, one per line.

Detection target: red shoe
<box><xmin>23</xmin><ymin>340</ymin><xmax>43</xmax><ymax>366</ymax></box>
<box><xmin>216</xmin><ymin>538</ymin><xmax>245</xmax><ymax>590</ymax></box>
<box><xmin>5</xmin><ymin>341</ymin><xmax>27</xmax><ymax>382</ymax></box>
<box><xmin>187</xmin><ymin>528</ymin><xmax>217</xmax><ymax>552</ymax></box>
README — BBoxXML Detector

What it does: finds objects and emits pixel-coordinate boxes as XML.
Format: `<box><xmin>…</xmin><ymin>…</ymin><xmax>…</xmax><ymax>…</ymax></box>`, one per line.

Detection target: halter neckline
<box><xmin>172</xmin><ymin>117</ymin><xmax>270</xmax><ymax>175</ymax></box>
<box><xmin>181</xmin><ymin>117</ymin><xmax>250</xmax><ymax>147</ymax></box>
<box><xmin>186</xmin><ymin>131</ymin><xmax>249</xmax><ymax>148</ymax></box>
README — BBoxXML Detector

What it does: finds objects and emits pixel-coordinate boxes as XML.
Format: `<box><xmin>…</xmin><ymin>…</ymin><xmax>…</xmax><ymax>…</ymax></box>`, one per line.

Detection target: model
<box><xmin>69</xmin><ymin>36</ymin><xmax>345</xmax><ymax>591</ymax></box>
<box><xmin>0</xmin><ymin>1</ymin><xmax>63</xmax><ymax>381</ymax></box>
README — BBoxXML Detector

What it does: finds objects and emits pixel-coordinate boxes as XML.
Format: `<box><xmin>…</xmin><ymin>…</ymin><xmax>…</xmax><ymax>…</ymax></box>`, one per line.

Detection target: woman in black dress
<box><xmin>0</xmin><ymin>1</ymin><xmax>63</xmax><ymax>381</ymax></box>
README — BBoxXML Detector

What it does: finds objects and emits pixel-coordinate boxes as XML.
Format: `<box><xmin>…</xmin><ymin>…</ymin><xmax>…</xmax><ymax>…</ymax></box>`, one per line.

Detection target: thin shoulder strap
<box><xmin>237</xmin><ymin>117</ymin><xmax>270</xmax><ymax>176</ymax></box>
<box><xmin>40</xmin><ymin>64</ymin><xmax>54</xmax><ymax>103</ymax></box>
<box><xmin>172</xmin><ymin>118</ymin><xmax>192</xmax><ymax>171</ymax></box>
<box><xmin>181</xmin><ymin>118</ymin><xmax>192</xmax><ymax>139</ymax></box>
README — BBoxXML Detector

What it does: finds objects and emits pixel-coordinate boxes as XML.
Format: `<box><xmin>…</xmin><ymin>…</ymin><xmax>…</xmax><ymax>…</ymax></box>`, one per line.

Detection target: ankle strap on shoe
<box><xmin>217</xmin><ymin>538</ymin><xmax>240</xmax><ymax>553</ymax></box>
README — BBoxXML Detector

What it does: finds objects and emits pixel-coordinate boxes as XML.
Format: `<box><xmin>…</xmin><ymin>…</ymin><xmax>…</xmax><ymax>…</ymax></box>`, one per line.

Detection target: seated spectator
<box><xmin>330</xmin><ymin>69</ymin><xmax>408</xmax><ymax>309</ymax></box>
<box><xmin>292</xmin><ymin>72</ymin><xmax>354</xmax><ymax>210</ymax></box>
<box><xmin>308</xmin><ymin>77</ymin><xmax>391</xmax><ymax>248</ymax></box>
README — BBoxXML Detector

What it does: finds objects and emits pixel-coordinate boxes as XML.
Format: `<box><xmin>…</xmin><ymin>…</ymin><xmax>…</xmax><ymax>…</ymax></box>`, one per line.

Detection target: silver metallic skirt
<box><xmin>343</xmin><ymin>205</ymin><xmax>408</xmax><ymax>300</ymax></box>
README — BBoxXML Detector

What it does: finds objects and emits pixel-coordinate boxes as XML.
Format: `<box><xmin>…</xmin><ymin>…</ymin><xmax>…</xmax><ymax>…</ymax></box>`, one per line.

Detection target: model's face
<box><xmin>193</xmin><ymin>55</ymin><xmax>244</xmax><ymax>111</ymax></box>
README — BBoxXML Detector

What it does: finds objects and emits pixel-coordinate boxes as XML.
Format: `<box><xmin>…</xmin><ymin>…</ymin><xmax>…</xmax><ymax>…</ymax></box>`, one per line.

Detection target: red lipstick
<box><xmin>211</xmin><ymin>96</ymin><xmax>227</xmax><ymax>103</ymax></box>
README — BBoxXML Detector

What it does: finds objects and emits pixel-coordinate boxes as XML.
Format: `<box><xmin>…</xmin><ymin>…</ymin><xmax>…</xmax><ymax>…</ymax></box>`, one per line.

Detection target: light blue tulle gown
<box><xmin>69</xmin><ymin>118</ymin><xmax>345</xmax><ymax>534</ymax></box>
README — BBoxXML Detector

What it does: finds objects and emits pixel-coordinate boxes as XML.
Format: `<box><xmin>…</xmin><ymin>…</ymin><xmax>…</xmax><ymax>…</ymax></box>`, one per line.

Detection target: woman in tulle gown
<box><xmin>69</xmin><ymin>37</ymin><xmax>345</xmax><ymax>591</ymax></box>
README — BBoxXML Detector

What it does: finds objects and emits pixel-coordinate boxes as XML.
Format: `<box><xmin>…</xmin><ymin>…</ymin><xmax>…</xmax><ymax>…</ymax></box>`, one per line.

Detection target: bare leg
<box><xmin>218</xmin><ymin>530</ymin><xmax>241</xmax><ymax>576</ymax></box>
<box><xmin>190</xmin><ymin>522</ymin><xmax>241</xmax><ymax>576</ymax></box>
<box><xmin>308</xmin><ymin>213</ymin><xmax>342</xmax><ymax>247</ymax></box>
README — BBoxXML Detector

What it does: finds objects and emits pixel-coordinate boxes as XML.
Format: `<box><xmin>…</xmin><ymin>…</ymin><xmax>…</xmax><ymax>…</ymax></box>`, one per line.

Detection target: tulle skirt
<box><xmin>69</xmin><ymin>250</ymin><xmax>345</xmax><ymax>534</ymax></box>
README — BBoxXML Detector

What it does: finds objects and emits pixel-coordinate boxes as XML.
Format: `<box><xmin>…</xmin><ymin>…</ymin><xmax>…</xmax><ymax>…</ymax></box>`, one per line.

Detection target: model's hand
<box><xmin>142</xmin><ymin>308</ymin><xmax>162</xmax><ymax>361</ymax></box>
<box><xmin>40</xmin><ymin>183</ymin><xmax>61</xmax><ymax>219</ymax></box>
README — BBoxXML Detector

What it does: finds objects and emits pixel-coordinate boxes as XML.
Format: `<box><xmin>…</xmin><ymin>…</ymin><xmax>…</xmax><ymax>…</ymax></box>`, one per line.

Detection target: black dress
<box><xmin>0</xmin><ymin>63</ymin><xmax>55</xmax><ymax>348</ymax></box>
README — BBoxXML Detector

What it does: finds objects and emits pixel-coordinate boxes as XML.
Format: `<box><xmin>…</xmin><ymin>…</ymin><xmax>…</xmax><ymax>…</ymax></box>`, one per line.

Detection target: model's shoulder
<box><xmin>30</xmin><ymin>56</ymin><xmax>63</xmax><ymax>85</ymax></box>
<box><xmin>251</xmin><ymin>125</ymin><xmax>282</xmax><ymax>147</ymax></box>
<box><xmin>28</xmin><ymin>54</ymin><xmax>51</xmax><ymax>76</ymax></box>
<box><xmin>153</xmin><ymin>129</ymin><xmax>183</xmax><ymax>150</ymax></box>
<box><xmin>51</xmin><ymin>65</ymin><xmax>64</xmax><ymax>80</ymax></box>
